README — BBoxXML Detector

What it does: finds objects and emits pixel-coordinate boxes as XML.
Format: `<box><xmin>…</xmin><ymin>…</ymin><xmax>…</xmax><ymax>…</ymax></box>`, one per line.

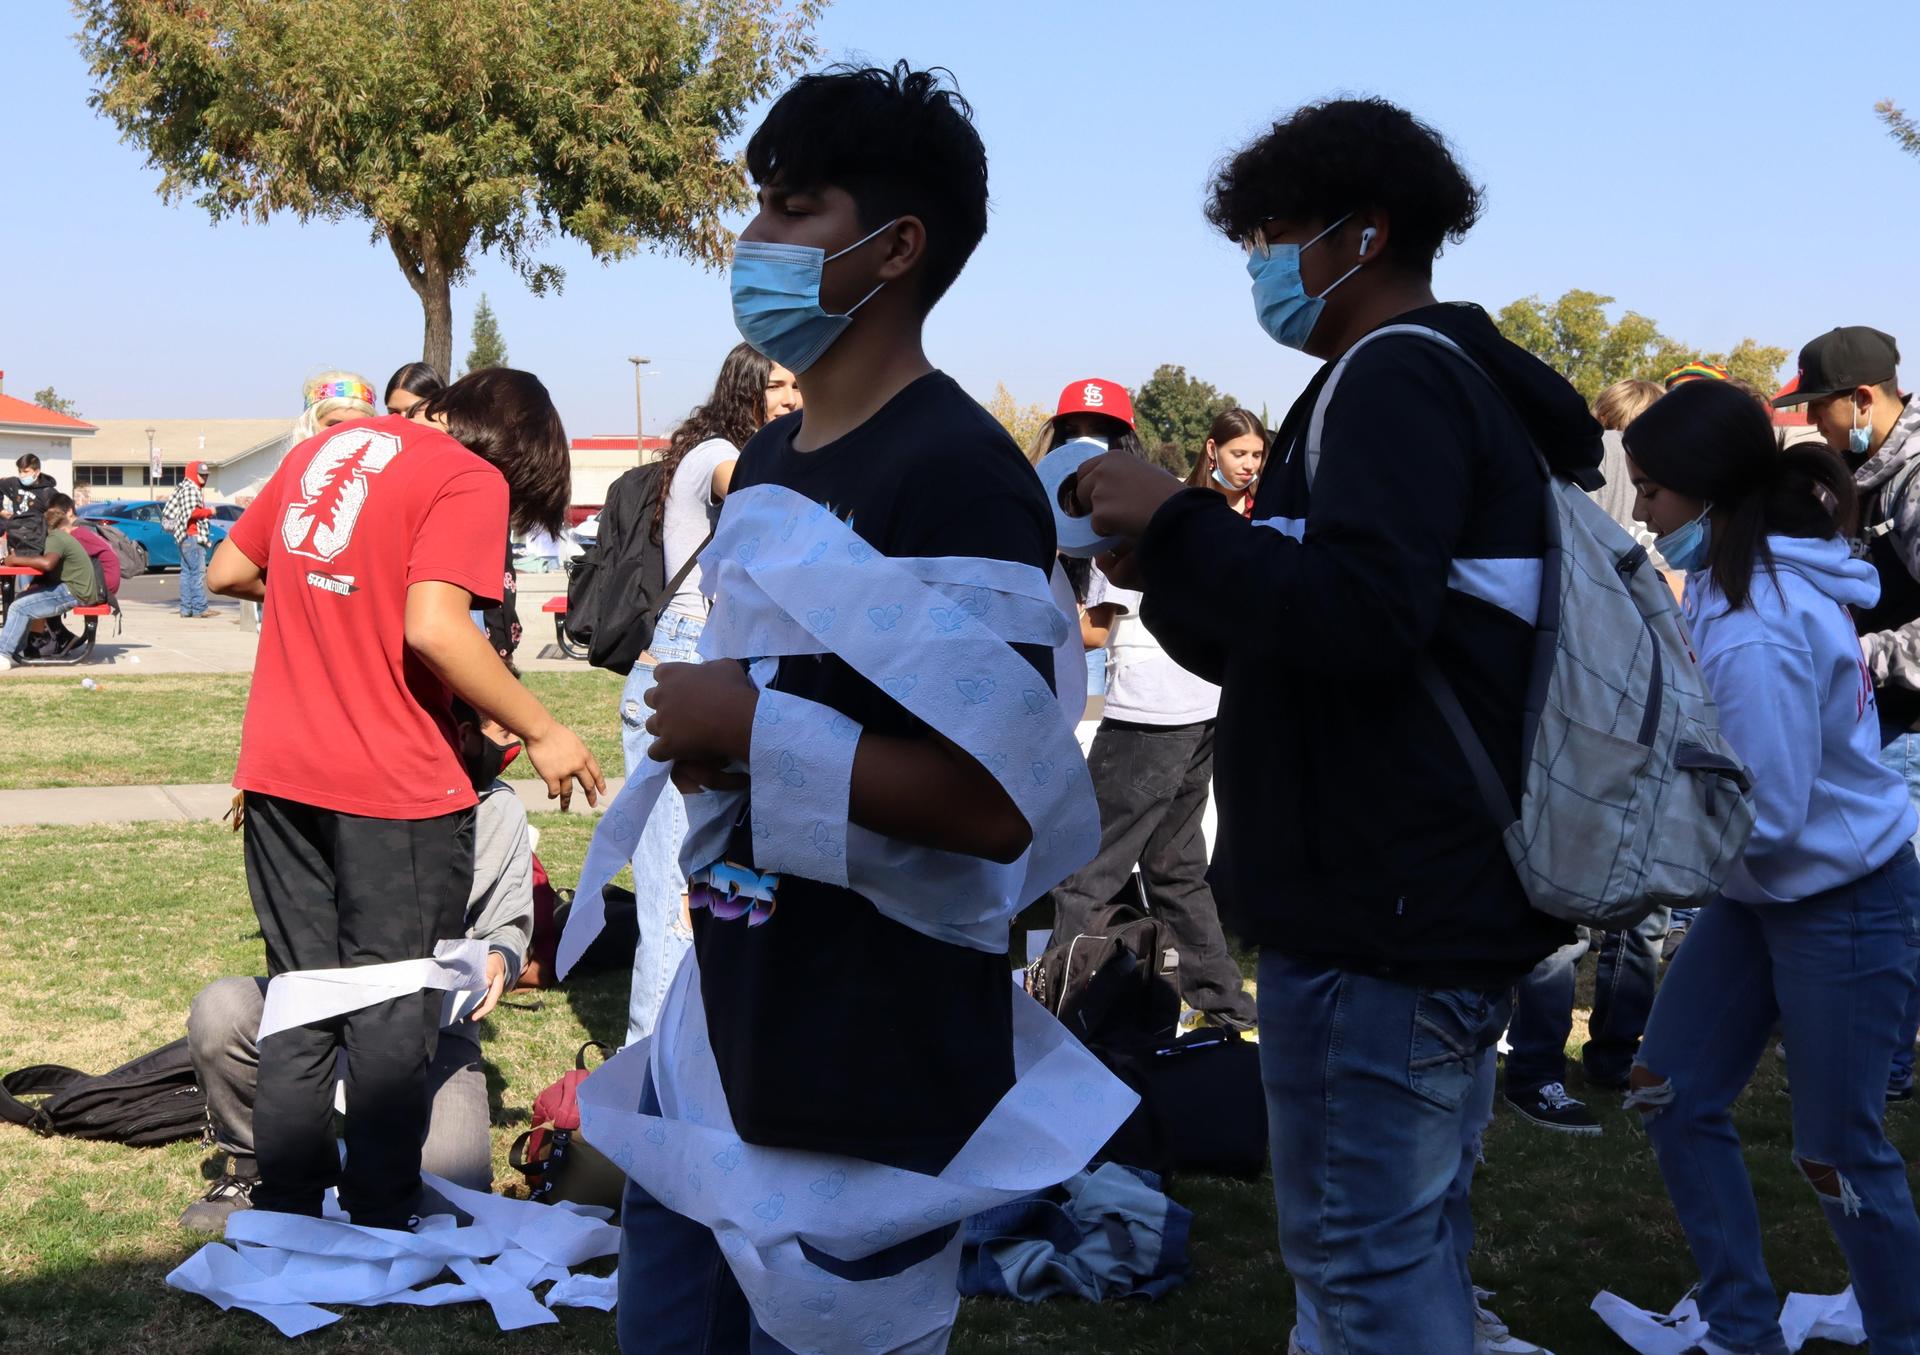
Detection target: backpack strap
<box><xmin>0</xmin><ymin>1064</ymin><xmax>85</xmax><ymax>1133</ymax></box>
<box><xmin>660</xmin><ymin>527</ymin><xmax>716</xmax><ymax>616</ymax></box>
<box><xmin>1304</xmin><ymin>322</ymin><xmax>1551</xmax><ymax>832</ymax></box>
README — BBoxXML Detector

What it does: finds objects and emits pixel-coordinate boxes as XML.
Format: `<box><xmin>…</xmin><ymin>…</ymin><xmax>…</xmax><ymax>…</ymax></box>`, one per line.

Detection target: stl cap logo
<box><xmin>1081</xmin><ymin>382</ymin><xmax>1105</xmax><ymax>408</ymax></box>
<box><xmin>281</xmin><ymin>428</ymin><xmax>403</xmax><ymax>563</ymax></box>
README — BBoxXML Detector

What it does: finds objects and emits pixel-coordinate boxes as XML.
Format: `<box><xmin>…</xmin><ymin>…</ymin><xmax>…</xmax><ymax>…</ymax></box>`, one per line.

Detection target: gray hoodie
<box><xmin>1849</xmin><ymin>396</ymin><xmax>1920</xmax><ymax>705</ymax></box>
<box><xmin>441</xmin><ymin>780</ymin><xmax>535</xmax><ymax>1046</ymax></box>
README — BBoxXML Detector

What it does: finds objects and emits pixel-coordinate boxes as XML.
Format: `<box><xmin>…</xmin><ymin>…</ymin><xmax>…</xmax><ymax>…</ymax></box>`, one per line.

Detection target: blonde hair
<box><xmin>1592</xmin><ymin>379</ymin><xmax>1665</xmax><ymax>431</ymax></box>
<box><xmin>293</xmin><ymin>369</ymin><xmax>377</xmax><ymax>441</ymax></box>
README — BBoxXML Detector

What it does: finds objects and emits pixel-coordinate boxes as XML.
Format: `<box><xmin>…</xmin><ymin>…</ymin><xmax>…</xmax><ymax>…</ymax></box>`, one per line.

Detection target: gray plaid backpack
<box><xmin>1305</xmin><ymin>324</ymin><xmax>1755</xmax><ymax>930</ymax></box>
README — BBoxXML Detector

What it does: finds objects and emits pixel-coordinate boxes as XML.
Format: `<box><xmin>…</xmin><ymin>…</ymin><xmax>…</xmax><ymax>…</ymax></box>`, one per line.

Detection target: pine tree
<box><xmin>464</xmin><ymin>293</ymin><xmax>508</xmax><ymax>375</ymax></box>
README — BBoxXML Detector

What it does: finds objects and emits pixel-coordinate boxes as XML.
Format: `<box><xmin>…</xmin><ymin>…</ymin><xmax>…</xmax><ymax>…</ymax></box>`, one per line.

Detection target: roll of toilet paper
<box><xmin>1034</xmin><ymin>437</ymin><xmax>1126</xmax><ymax>558</ymax></box>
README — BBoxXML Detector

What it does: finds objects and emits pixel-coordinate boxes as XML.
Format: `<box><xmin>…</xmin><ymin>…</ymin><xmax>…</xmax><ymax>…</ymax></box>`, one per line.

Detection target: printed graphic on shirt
<box><xmin>281</xmin><ymin>428</ymin><xmax>404</xmax><ymax>563</ymax></box>
<box><xmin>304</xmin><ymin>571</ymin><xmax>359</xmax><ymax>597</ymax></box>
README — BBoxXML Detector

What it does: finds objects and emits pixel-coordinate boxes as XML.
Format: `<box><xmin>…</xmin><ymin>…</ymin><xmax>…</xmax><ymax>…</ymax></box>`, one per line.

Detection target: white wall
<box><xmin>0</xmin><ymin>432</ymin><xmax>74</xmax><ymax>497</ymax></box>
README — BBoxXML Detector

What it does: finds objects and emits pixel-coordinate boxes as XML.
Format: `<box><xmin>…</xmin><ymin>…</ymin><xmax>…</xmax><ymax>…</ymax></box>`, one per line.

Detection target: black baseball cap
<box><xmin>1773</xmin><ymin>326</ymin><xmax>1900</xmax><ymax>407</ymax></box>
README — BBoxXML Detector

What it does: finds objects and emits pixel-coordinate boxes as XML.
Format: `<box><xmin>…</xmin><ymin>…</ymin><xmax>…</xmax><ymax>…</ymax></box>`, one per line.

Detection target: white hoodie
<box><xmin>1684</xmin><ymin>534</ymin><xmax>1916</xmax><ymax>904</ymax></box>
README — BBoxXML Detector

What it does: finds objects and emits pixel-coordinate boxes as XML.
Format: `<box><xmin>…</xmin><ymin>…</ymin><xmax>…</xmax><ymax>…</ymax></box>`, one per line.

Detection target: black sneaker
<box><xmin>1504</xmin><ymin>1081</ymin><xmax>1601</xmax><ymax>1135</ymax></box>
<box><xmin>179</xmin><ymin>1171</ymin><xmax>255</xmax><ymax>1232</ymax></box>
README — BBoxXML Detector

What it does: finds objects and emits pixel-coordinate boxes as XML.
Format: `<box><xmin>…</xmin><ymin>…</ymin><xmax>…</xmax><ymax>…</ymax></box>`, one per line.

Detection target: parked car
<box><xmin>78</xmin><ymin>500</ymin><xmax>231</xmax><ymax>571</ymax></box>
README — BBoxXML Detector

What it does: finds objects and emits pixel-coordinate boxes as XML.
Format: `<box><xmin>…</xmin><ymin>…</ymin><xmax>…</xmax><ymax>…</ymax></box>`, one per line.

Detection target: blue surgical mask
<box><xmin>1850</xmin><ymin>406</ymin><xmax>1873</xmax><ymax>457</ymax></box>
<box><xmin>1657</xmin><ymin>504</ymin><xmax>1713</xmax><ymax>573</ymax></box>
<box><xmin>1245</xmin><ymin>214</ymin><xmax>1362</xmax><ymax>351</ymax></box>
<box><xmin>729</xmin><ymin>219</ymin><xmax>897</xmax><ymax>375</ymax></box>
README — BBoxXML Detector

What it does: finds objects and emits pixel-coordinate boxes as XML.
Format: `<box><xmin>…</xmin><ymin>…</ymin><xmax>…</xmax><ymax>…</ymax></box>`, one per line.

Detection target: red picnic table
<box><xmin>0</xmin><ymin>565</ymin><xmax>40</xmax><ymax>619</ymax></box>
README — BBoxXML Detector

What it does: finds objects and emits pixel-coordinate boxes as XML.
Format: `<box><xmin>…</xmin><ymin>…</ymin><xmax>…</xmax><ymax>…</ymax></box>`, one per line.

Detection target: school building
<box><xmin>78</xmin><ymin>419</ymin><xmax>295</xmax><ymax>503</ymax></box>
<box><xmin>0</xmin><ymin>371</ymin><xmax>95</xmax><ymax>489</ymax></box>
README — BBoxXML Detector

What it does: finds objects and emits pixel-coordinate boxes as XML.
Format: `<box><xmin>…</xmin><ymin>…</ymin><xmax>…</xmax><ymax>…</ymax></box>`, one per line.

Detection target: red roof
<box><xmin>573</xmin><ymin>434</ymin><xmax>670</xmax><ymax>453</ymax></box>
<box><xmin>0</xmin><ymin>392</ymin><xmax>94</xmax><ymax>433</ymax></box>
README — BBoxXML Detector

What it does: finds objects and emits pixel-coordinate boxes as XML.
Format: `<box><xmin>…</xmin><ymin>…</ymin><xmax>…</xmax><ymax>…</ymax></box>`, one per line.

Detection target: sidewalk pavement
<box><xmin>0</xmin><ymin>776</ymin><xmax>627</xmax><ymax>828</ymax></box>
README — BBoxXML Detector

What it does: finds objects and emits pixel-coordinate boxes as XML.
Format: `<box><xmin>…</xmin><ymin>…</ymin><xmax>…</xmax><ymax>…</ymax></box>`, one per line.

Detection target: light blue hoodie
<box><xmin>1684</xmin><ymin>534</ymin><xmax>1917</xmax><ymax>905</ymax></box>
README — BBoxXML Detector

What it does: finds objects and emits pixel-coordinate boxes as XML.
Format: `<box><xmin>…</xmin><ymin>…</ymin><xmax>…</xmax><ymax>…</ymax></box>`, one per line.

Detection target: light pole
<box><xmin>145</xmin><ymin>426</ymin><xmax>157</xmax><ymax>501</ymax></box>
<box><xmin>628</xmin><ymin>356</ymin><xmax>651</xmax><ymax>463</ymax></box>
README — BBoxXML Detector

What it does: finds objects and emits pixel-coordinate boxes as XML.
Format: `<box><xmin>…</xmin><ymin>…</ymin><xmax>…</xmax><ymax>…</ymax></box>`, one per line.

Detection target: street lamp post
<box><xmin>628</xmin><ymin>356</ymin><xmax>651</xmax><ymax>463</ymax></box>
<box><xmin>145</xmin><ymin>426</ymin><xmax>158</xmax><ymax>501</ymax></box>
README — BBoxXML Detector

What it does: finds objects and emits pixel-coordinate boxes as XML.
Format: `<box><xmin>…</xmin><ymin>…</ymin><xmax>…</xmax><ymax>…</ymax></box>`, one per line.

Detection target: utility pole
<box><xmin>628</xmin><ymin>356</ymin><xmax>651</xmax><ymax>463</ymax></box>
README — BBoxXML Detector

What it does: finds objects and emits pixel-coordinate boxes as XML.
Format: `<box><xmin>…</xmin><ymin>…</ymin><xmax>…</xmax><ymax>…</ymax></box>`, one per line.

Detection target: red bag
<box><xmin>509</xmin><ymin>1042</ymin><xmax>627</xmax><ymax>1212</ymax></box>
<box><xmin>514</xmin><ymin>853</ymin><xmax>563</xmax><ymax>990</ymax></box>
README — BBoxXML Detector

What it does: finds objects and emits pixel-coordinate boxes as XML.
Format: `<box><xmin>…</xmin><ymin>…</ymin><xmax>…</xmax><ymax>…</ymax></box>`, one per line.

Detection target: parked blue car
<box><xmin>79</xmin><ymin>500</ymin><xmax>231</xmax><ymax>571</ymax></box>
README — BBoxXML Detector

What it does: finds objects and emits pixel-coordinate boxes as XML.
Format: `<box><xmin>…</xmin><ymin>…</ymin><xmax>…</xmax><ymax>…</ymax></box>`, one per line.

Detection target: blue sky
<box><xmin>5</xmin><ymin>1</ymin><xmax>1920</xmax><ymax>438</ymax></box>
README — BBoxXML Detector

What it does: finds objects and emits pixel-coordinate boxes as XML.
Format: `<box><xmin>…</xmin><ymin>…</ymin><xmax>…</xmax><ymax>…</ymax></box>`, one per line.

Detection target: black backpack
<box><xmin>1026</xmin><ymin>896</ymin><xmax>1183</xmax><ymax>1050</ymax></box>
<box><xmin>0</xmin><ymin>1038</ymin><xmax>206</xmax><ymax>1147</ymax></box>
<box><xmin>565</xmin><ymin>463</ymin><xmax>709</xmax><ymax>674</ymax></box>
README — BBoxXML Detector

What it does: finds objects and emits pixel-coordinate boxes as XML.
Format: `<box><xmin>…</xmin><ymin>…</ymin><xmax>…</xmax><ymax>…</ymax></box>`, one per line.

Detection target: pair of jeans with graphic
<box><xmin>619</xmin><ymin>610</ymin><xmax>705</xmax><ymax>1047</ymax></box>
<box><xmin>1259</xmin><ymin>951</ymin><xmax>1507</xmax><ymax>1354</ymax></box>
<box><xmin>1505</xmin><ymin>905</ymin><xmax>1670</xmax><ymax>1092</ymax></box>
<box><xmin>1633</xmin><ymin>851</ymin><xmax>1920</xmax><ymax>1355</ymax></box>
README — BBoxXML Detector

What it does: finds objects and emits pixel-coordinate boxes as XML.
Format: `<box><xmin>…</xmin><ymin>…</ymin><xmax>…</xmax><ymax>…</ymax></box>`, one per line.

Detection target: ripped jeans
<box><xmin>1630</xmin><ymin>849</ymin><xmax>1920</xmax><ymax>1355</ymax></box>
<box><xmin>1258</xmin><ymin>952</ymin><xmax>1507</xmax><ymax>1355</ymax></box>
<box><xmin>619</xmin><ymin>611</ymin><xmax>705</xmax><ymax>1048</ymax></box>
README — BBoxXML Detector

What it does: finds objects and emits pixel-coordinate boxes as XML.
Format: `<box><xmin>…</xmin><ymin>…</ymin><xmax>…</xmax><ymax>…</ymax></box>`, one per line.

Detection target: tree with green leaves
<box><xmin>1132</xmin><ymin>364</ymin><xmax>1240</xmax><ymax>473</ymax></box>
<box><xmin>75</xmin><ymin>0</ymin><xmax>822</xmax><ymax>376</ymax></box>
<box><xmin>31</xmin><ymin>387</ymin><xmax>79</xmax><ymax>418</ymax></box>
<box><xmin>465</xmin><ymin>294</ymin><xmax>508</xmax><ymax>375</ymax></box>
<box><xmin>1878</xmin><ymin>99</ymin><xmax>1920</xmax><ymax>158</ymax></box>
<box><xmin>1495</xmin><ymin>290</ymin><xmax>1789</xmax><ymax>402</ymax></box>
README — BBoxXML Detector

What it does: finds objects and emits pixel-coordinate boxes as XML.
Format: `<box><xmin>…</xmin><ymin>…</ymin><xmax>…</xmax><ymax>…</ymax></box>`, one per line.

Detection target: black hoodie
<box><xmin>1137</xmin><ymin>302</ymin><xmax>1603</xmax><ymax>989</ymax></box>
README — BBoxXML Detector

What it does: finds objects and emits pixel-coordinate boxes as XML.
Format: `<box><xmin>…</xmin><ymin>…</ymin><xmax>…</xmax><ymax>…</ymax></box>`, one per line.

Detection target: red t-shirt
<box><xmin>229</xmin><ymin>415</ymin><xmax>509</xmax><ymax>819</ymax></box>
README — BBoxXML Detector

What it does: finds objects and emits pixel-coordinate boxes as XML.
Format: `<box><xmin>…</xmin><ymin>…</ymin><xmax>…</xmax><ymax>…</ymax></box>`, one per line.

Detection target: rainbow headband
<box><xmin>306</xmin><ymin>377</ymin><xmax>375</xmax><ymax>409</ymax></box>
<box><xmin>1663</xmin><ymin>361</ymin><xmax>1731</xmax><ymax>390</ymax></box>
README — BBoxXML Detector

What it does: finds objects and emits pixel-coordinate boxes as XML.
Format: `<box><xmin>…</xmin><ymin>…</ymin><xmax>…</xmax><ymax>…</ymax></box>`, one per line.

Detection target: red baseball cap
<box><xmin>1053</xmin><ymin>378</ymin><xmax>1135</xmax><ymax>429</ymax></box>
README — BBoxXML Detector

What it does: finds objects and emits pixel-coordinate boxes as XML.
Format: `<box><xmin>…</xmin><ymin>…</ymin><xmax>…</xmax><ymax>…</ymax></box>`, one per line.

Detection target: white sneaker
<box><xmin>1474</xmin><ymin>1289</ymin><xmax>1553</xmax><ymax>1355</ymax></box>
<box><xmin>0</xmin><ymin>655</ymin><xmax>11</xmax><ymax>671</ymax></box>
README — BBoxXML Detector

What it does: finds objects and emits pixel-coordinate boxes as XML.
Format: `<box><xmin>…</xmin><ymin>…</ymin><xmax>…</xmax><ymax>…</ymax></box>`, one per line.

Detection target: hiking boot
<box><xmin>1474</xmin><ymin>1288</ymin><xmax>1554</xmax><ymax>1354</ymax></box>
<box><xmin>179</xmin><ymin>1171</ymin><xmax>255</xmax><ymax>1232</ymax></box>
<box><xmin>1503</xmin><ymin>1081</ymin><xmax>1601</xmax><ymax>1135</ymax></box>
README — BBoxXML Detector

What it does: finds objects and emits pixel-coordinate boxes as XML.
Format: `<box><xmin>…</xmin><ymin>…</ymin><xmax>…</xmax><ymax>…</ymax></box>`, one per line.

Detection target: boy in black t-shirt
<box><xmin>617</xmin><ymin>64</ymin><xmax>1061</xmax><ymax>1354</ymax></box>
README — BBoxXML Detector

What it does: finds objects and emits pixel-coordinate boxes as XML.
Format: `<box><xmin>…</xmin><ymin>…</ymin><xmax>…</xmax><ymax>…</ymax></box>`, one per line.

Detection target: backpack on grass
<box><xmin>0</xmin><ymin>1038</ymin><xmax>205</xmax><ymax>1147</ymax></box>
<box><xmin>564</xmin><ymin>462</ymin><xmax>710</xmax><ymax>675</ymax></box>
<box><xmin>1304</xmin><ymin>324</ymin><xmax>1755</xmax><ymax>931</ymax></box>
<box><xmin>509</xmin><ymin>1041</ymin><xmax>627</xmax><ymax>1213</ymax></box>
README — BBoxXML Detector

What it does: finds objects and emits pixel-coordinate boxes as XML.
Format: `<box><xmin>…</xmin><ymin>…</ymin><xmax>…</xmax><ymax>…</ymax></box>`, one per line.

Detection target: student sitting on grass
<box><xmin>0</xmin><ymin>494</ymin><xmax>102</xmax><ymax>669</ymax></box>
<box><xmin>180</xmin><ymin>708</ymin><xmax>535</xmax><ymax>1231</ymax></box>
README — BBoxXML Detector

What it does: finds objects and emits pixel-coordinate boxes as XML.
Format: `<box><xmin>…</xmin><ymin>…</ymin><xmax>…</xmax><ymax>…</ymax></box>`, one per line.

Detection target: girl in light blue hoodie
<box><xmin>1623</xmin><ymin>379</ymin><xmax>1920</xmax><ymax>1355</ymax></box>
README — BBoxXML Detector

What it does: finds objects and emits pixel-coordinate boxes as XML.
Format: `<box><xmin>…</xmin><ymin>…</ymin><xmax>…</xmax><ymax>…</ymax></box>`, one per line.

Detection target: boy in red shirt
<box><xmin>210</xmin><ymin>367</ymin><xmax>602</xmax><ymax>1228</ymax></box>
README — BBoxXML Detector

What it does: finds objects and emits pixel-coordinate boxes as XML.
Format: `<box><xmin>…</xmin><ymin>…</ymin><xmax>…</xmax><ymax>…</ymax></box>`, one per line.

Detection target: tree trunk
<box><xmin>421</xmin><ymin>258</ymin><xmax>454</xmax><ymax>379</ymax></box>
<box><xmin>388</xmin><ymin>228</ymin><xmax>456</xmax><ymax>378</ymax></box>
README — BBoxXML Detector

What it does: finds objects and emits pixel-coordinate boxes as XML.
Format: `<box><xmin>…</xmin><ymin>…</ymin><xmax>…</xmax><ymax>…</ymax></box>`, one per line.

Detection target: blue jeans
<box><xmin>1879</xmin><ymin>734</ymin><xmax>1920</xmax><ymax>1094</ymax></box>
<box><xmin>619</xmin><ymin>610</ymin><xmax>704</xmax><ymax>1047</ymax></box>
<box><xmin>0</xmin><ymin>583</ymin><xmax>77</xmax><ymax>658</ymax></box>
<box><xmin>1506</xmin><ymin>907</ymin><xmax>1669</xmax><ymax>1092</ymax></box>
<box><xmin>616</xmin><ymin>1074</ymin><xmax>796</xmax><ymax>1355</ymax></box>
<box><xmin>1259</xmin><ymin>951</ymin><xmax>1508</xmax><ymax>1354</ymax></box>
<box><xmin>178</xmin><ymin>536</ymin><xmax>207</xmax><ymax>615</ymax></box>
<box><xmin>1633</xmin><ymin>851</ymin><xmax>1920</xmax><ymax>1355</ymax></box>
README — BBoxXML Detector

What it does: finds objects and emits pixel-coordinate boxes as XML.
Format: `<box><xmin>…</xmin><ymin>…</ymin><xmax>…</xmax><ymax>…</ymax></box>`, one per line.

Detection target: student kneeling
<box><xmin>180</xmin><ymin>714</ymin><xmax>534</xmax><ymax>1231</ymax></box>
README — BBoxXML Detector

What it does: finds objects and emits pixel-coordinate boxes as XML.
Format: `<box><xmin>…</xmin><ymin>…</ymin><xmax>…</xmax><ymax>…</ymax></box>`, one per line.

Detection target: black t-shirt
<box><xmin>695</xmin><ymin>370</ymin><xmax>1057</xmax><ymax>1172</ymax></box>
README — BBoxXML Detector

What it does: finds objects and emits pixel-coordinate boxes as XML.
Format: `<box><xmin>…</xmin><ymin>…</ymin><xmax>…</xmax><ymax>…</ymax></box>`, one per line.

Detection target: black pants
<box><xmin>242</xmin><ymin>794</ymin><xmax>474</xmax><ymax>1226</ymax></box>
<box><xmin>1051</xmin><ymin>719</ymin><xmax>1255</xmax><ymax>1024</ymax></box>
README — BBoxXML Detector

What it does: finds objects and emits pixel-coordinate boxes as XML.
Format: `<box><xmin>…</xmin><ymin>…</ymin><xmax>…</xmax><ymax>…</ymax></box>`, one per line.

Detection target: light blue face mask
<box><xmin>1245</xmin><ymin>213</ymin><xmax>1362</xmax><ymax>351</ymax></box>
<box><xmin>1850</xmin><ymin>406</ymin><xmax>1873</xmax><ymax>457</ymax></box>
<box><xmin>1656</xmin><ymin>504</ymin><xmax>1713</xmax><ymax>573</ymax></box>
<box><xmin>729</xmin><ymin>219</ymin><xmax>897</xmax><ymax>375</ymax></box>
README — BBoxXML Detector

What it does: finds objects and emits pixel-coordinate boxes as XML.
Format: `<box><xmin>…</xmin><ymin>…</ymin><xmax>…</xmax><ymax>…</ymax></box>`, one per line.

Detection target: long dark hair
<box><xmin>1186</xmin><ymin>407</ymin><xmax>1267</xmax><ymax>488</ymax></box>
<box><xmin>385</xmin><ymin>361</ymin><xmax>445</xmax><ymax>410</ymax></box>
<box><xmin>1624</xmin><ymin>380</ymin><xmax>1856</xmax><ymax>611</ymax></box>
<box><xmin>651</xmin><ymin>343</ymin><xmax>774</xmax><ymax>541</ymax></box>
<box><xmin>419</xmin><ymin>368</ymin><xmax>571</xmax><ymax>536</ymax></box>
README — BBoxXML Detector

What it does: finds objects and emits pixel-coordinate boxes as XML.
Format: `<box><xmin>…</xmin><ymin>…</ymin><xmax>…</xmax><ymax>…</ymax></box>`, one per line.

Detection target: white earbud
<box><xmin>1358</xmin><ymin>227</ymin><xmax>1377</xmax><ymax>257</ymax></box>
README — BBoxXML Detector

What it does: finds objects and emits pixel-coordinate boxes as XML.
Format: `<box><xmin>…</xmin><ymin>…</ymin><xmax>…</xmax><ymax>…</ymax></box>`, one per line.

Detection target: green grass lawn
<box><xmin>0</xmin><ymin>670</ymin><xmax>627</xmax><ymax>791</ymax></box>
<box><xmin>0</xmin><ymin>817</ymin><xmax>1895</xmax><ymax>1354</ymax></box>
